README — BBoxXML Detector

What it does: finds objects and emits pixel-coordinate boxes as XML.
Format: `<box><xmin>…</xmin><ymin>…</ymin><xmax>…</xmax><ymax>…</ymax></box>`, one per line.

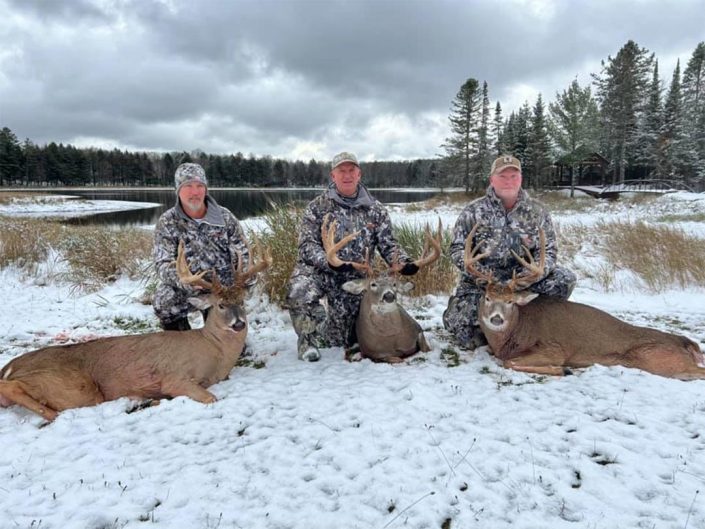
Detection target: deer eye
<box><xmin>371</xmin><ymin>282</ymin><xmax>378</xmax><ymax>288</ymax></box>
<box><xmin>218</xmin><ymin>303</ymin><xmax>225</xmax><ymax>310</ymax></box>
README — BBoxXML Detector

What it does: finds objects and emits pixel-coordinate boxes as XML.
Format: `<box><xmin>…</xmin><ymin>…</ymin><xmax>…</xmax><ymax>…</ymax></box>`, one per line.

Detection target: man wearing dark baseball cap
<box><xmin>443</xmin><ymin>154</ymin><xmax>577</xmax><ymax>350</ymax></box>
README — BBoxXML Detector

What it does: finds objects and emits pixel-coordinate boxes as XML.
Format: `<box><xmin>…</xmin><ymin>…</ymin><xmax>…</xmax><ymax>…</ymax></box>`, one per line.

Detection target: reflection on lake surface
<box><xmin>40</xmin><ymin>188</ymin><xmax>439</xmax><ymax>227</ymax></box>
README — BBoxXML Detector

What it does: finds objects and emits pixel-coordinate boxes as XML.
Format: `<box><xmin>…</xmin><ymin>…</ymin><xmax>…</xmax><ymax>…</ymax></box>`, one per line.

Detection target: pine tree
<box><xmin>682</xmin><ymin>42</ymin><xmax>705</xmax><ymax>187</ymax></box>
<box><xmin>493</xmin><ymin>102</ymin><xmax>504</xmax><ymax>156</ymax></box>
<box><xmin>660</xmin><ymin>60</ymin><xmax>688</xmax><ymax>182</ymax></box>
<box><xmin>593</xmin><ymin>40</ymin><xmax>653</xmax><ymax>183</ymax></box>
<box><xmin>442</xmin><ymin>78</ymin><xmax>481</xmax><ymax>192</ymax></box>
<box><xmin>0</xmin><ymin>127</ymin><xmax>23</xmax><ymax>185</ymax></box>
<box><xmin>637</xmin><ymin>61</ymin><xmax>664</xmax><ymax>176</ymax></box>
<box><xmin>548</xmin><ymin>78</ymin><xmax>600</xmax><ymax>193</ymax></box>
<box><xmin>476</xmin><ymin>81</ymin><xmax>492</xmax><ymax>185</ymax></box>
<box><xmin>525</xmin><ymin>94</ymin><xmax>553</xmax><ymax>189</ymax></box>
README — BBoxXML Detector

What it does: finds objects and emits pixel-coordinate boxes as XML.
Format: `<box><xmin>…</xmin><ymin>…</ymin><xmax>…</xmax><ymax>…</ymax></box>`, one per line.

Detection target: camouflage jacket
<box><xmin>153</xmin><ymin>195</ymin><xmax>251</xmax><ymax>292</ymax></box>
<box><xmin>449</xmin><ymin>187</ymin><xmax>559</xmax><ymax>292</ymax></box>
<box><xmin>292</xmin><ymin>183</ymin><xmax>411</xmax><ymax>283</ymax></box>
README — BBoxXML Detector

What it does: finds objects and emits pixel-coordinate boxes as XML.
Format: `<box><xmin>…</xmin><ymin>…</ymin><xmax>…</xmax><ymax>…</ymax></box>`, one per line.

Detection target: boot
<box><xmin>161</xmin><ymin>317</ymin><xmax>191</xmax><ymax>331</ymax></box>
<box><xmin>297</xmin><ymin>334</ymin><xmax>321</xmax><ymax>362</ymax></box>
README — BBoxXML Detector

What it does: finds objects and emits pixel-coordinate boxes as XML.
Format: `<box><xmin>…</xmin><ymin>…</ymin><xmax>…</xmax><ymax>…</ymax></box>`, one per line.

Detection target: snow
<box><xmin>1</xmin><ymin>192</ymin><xmax>705</xmax><ymax>529</ymax></box>
<box><xmin>0</xmin><ymin>194</ymin><xmax>160</xmax><ymax>218</ymax></box>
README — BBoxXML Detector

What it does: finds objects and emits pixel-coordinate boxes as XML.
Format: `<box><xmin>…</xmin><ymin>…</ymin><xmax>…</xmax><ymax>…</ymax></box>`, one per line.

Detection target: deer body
<box><xmin>344</xmin><ymin>277</ymin><xmax>430</xmax><ymax>362</ymax></box>
<box><xmin>479</xmin><ymin>295</ymin><xmax>705</xmax><ymax>379</ymax></box>
<box><xmin>0</xmin><ymin>301</ymin><xmax>248</xmax><ymax>421</ymax></box>
<box><xmin>0</xmin><ymin>239</ymin><xmax>269</xmax><ymax>421</ymax></box>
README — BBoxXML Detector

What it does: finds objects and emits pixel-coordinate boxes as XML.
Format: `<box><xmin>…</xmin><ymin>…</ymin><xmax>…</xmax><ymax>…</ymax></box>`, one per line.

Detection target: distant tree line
<box><xmin>443</xmin><ymin>40</ymin><xmax>705</xmax><ymax>192</ymax></box>
<box><xmin>0</xmin><ymin>129</ymin><xmax>443</xmax><ymax>189</ymax></box>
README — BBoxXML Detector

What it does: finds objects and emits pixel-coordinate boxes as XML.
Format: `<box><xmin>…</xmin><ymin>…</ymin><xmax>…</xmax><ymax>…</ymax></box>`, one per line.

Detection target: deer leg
<box><xmin>0</xmin><ymin>380</ymin><xmax>59</xmax><ymax>421</ymax></box>
<box><xmin>503</xmin><ymin>361</ymin><xmax>568</xmax><ymax>376</ymax></box>
<box><xmin>160</xmin><ymin>375</ymin><xmax>217</xmax><ymax>404</ymax></box>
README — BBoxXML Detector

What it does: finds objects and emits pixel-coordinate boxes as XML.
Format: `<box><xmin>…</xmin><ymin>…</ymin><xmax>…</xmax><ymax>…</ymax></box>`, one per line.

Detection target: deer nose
<box><xmin>383</xmin><ymin>291</ymin><xmax>396</xmax><ymax>303</ymax></box>
<box><xmin>231</xmin><ymin>319</ymin><xmax>246</xmax><ymax>332</ymax></box>
<box><xmin>490</xmin><ymin>315</ymin><xmax>504</xmax><ymax>326</ymax></box>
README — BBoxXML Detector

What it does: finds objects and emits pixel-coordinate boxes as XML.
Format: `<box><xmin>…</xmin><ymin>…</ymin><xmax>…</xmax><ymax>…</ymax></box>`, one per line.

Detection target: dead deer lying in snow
<box><xmin>0</xmin><ymin>240</ymin><xmax>270</xmax><ymax>421</ymax></box>
<box><xmin>463</xmin><ymin>225</ymin><xmax>705</xmax><ymax>379</ymax></box>
<box><xmin>321</xmin><ymin>215</ymin><xmax>442</xmax><ymax>363</ymax></box>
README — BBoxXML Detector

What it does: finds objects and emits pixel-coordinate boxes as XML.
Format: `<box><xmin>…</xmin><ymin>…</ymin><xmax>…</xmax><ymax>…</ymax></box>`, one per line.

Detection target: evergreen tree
<box><xmin>442</xmin><ymin>78</ymin><xmax>481</xmax><ymax>192</ymax></box>
<box><xmin>0</xmin><ymin>127</ymin><xmax>23</xmax><ymax>185</ymax></box>
<box><xmin>593</xmin><ymin>40</ymin><xmax>653</xmax><ymax>183</ymax></box>
<box><xmin>660</xmin><ymin>60</ymin><xmax>688</xmax><ymax>181</ymax></box>
<box><xmin>492</xmin><ymin>102</ymin><xmax>504</xmax><ymax>156</ymax></box>
<box><xmin>682</xmin><ymin>42</ymin><xmax>705</xmax><ymax>187</ymax></box>
<box><xmin>548</xmin><ymin>78</ymin><xmax>600</xmax><ymax>193</ymax></box>
<box><xmin>476</xmin><ymin>81</ymin><xmax>492</xmax><ymax>183</ymax></box>
<box><xmin>636</xmin><ymin>61</ymin><xmax>664</xmax><ymax>176</ymax></box>
<box><xmin>525</xmin><ymin>94</ymin><xmax>553</xmax><ymax>189</ymax></box>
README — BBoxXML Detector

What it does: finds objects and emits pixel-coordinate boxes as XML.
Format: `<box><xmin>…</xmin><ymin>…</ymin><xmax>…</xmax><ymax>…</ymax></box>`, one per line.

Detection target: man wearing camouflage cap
<box><xmin>152</xmin><ymin>162</ymin><xmax>254</xmax><ymax>330</ymax></box>
<box><xmin>287</xmin><ymin>151</ymin><xmax>420</xmax><ymax>361</ymax></box>
<box><xmin>443</xmin><ymin>154</ymin><xmax>576</xmax><ymax>349</ymax></box>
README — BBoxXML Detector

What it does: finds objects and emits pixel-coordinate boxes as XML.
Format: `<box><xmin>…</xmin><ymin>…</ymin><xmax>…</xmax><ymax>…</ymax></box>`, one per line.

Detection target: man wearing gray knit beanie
<box><xmin>152</xmin><ymin>162</ymin><xmax>256</xmax><ymax>331</ymax></box>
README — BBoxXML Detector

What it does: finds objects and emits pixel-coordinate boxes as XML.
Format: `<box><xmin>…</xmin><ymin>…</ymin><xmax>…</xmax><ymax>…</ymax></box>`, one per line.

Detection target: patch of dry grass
<box><xmin>393</xmin><ymin>222</ymin><xmax>457</xmax><ymax>296</ymax></box>
<box><xmin>255</xmin><ymin>206</ymin><xmax>303</xmax><ymax>306</ymax></box>
<box><xmin>423</xmin><ymin>191</ymin><xmax>482</xmax><ymax>209</ymax></box>
<box><xmin>0</xmin><ymin>216</ymin><xmax>63</xmax><ymax>270</ymax></box>
<box><xmin>598</xmin><ymin>220</ymin><xmax>705</xmax><ymax>290</ymax></box>
<box><xmin>58</xmin><ymin>226</ymin><xmax>153</xmax><ymax>290</ymax></box>
<box><xmin>534</xmin><ymin>191</ymin><xmax>596</xmax><ymax>214</ymax></box>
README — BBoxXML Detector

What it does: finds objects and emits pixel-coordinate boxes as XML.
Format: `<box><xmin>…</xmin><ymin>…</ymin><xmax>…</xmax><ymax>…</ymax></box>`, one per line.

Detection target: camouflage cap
<box><xmin>174</xmin><ymin>163</ymin><xmax>208</xmax><ymax>192</ymax></box>
<box><xmin>490</xmin><ymin>155</ymin><xmax>522</xmax><ymax>175</ymax></box>
<box><xmin>331</xmin><ymin>151</ymin><xmax>359</xmax><ymax>169</ymax></box>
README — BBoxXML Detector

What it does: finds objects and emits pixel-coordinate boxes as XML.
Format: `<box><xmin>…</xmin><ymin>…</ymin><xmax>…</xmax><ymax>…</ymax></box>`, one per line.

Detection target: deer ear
<box><xmin>400</xmin><ymin>281</ymin><xmax>415</xmax><ymax>293</ymax></box>
<box><xmin>515</xmin><ymin>292</ymin><xmax>539</xmax><ymax>306</ymax></box>
<box><xmin>188</xmin><ymin>296</ymin><xmax>213</xmax><ymax>310</ymax></box>
<box><xmin>342</xmin><ymin>279</ymin><xmax>367</xmax><ymax>294</ymax></box>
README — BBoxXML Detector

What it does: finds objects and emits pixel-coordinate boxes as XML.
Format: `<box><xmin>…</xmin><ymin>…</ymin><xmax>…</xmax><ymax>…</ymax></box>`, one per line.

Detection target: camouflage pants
<box><xmin>443</xmin><ymin>266</ymin><xmax>576</xmax><ymax>349</ymax></box>
<box><xmin>287</xmin><ymin>272</ymin><xmax>362</xmax><ymax>350</ymax></box>
<box><xmin>153</xmin><ymin>284</ymin><xmax>197</xmax><ymax>326</ymax></box>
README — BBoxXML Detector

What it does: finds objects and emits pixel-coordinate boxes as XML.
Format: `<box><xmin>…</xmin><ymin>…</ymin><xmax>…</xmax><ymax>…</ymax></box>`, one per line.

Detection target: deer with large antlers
<box><xmin>0</xmin><ymin>240</ymin><xmax>270</xmax><ymax>421</ymax></box>
<box><xmin>327</xmin><ymin>217</ymin><xmax>443</xmax><ymax>362</ymax></box>
<box><xmin>463</xmin><ymin>225</ymin><xmax>705</xmax><ymax>379</ymax></box>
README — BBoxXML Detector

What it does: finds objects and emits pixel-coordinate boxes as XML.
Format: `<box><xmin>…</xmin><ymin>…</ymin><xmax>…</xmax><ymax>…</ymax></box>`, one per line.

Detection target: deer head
<box><xmin>463</xmin><ymin>224</ymin><xmax>545</xmax><ymax>333</ymax></box>
<box><xmin>175</xmin><ymin>237</ymin><xmax>271</xmax><ymax>332</ymax></box>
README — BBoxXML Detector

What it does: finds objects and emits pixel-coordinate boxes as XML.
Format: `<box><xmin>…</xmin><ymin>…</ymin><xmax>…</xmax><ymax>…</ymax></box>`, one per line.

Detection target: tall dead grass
<box><xmin>0</xmin><ymin>216</ymin><xmax>152</xmax><ymax>290</ymax></box>
<box><xmin>597</xmin><ymin>220</ymin><xmax>705</xmax><ymax>290</ymax></box>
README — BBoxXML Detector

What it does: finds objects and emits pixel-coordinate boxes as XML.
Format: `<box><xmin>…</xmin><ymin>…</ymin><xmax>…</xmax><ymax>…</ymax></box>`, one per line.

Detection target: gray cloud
<box><xmin>1</xmin><ymin>0</ymin><xmax>704</xmax><ymax>160</ymax></box>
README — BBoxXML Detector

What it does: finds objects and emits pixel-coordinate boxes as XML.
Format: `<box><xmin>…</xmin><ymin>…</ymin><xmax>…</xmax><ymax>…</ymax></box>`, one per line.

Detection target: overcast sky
<box><xmin>1</xmin><ymin>0</ymin><xmax>704</xmax><ymax>162</ymax></box>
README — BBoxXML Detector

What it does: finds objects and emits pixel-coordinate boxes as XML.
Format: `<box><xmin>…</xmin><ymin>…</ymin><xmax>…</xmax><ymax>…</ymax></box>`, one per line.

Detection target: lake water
<box><xmin>42</xmin><ymin>188</ymin><xmax>439</xmax><ymax>227</ymax></box>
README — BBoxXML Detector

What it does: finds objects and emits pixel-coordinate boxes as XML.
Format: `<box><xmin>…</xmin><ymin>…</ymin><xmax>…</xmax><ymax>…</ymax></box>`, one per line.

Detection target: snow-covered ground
<box><xmin>0</xmin><ymin>194</ymin><xmax>160</xmax><ymax>218</ymax></box>
<box><xmin>1</xmin><ymin>191</ymin><xmax>705</xmax><ymax>529</ymax></box>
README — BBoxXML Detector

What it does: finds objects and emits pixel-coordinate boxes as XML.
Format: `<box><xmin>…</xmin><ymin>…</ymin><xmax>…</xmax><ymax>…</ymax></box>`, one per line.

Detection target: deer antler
<box><xmin>233</xmin><ymin>233</ymin><xmax>271</xmax><ymax>289</ymax></box>
<box><xmin>390</xmin><ymin>218</ymin><xmax>443</xmax><ymax>274</ymax></box>
<box><xmin>508</xmin><ymin>229</ymin><xmax>546</xmax><ymax>290</ymax></box>
<box><xmin>175</xmin><ymin>240</ymin><xmax>215</xmax><ymax>291</ymax></box>
<box><xmin>463</xmin><ymin>223</ymin><xmax>495</xmax><ymax>285</ymax></box>
<box><xmin>321</xmin><ymin>214</ymin><xmax>371</xmax><ymax>274</ymax></box>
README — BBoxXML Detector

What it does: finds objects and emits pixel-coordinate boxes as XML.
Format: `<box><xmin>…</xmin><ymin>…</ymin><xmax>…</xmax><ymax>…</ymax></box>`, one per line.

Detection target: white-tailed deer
<box><xmin>323</xmin><ymin>216</ymin><xmax>442</xmax><ymax>363</ymax></box>
<box><xmin>463</xmin><ymin>224</ymin><xmax>705</xmax><ymax>379</ymax></box>
<box><xmin>0</xmin><ymin>240</ymin><xmax>270</xmax><ymax>421</ymax></box>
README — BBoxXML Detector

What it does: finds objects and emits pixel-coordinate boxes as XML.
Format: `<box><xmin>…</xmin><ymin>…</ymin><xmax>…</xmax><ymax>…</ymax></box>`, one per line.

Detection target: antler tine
<box><xmin>463</xmin><ymin>223</ymin><xmax>495</xmax><ymax>285</ymax></box>
<box><xmin>320</xmin><ymin>214</ymin><xmax>368</xmax><ymax>272</ymax></box>
<box><xmin>234</xmin><ymin>233</ymin><xmax>272</xmax><ymax>288</ymax></box>
<box><xmin>508</xmin><ymin>228</ymin><xmax>546</xmax><ymax>289</ymax></box>
<box><xmin>414</xmin><ymin>218</ymin><xmax>443</xmax><ymax>269</ymax></box>
<box><xmin>174</xmin><ymin>240</ymin><xmax>214</xmax><ymax>291</ymax></box>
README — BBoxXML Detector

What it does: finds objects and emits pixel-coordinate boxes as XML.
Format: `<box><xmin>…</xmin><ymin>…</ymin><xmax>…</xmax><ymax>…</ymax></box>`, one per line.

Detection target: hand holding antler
<box><xmin>509</xmin><ymin>229</ymin><xmax>546</xmax><ymax>289</ymax></box>
<box><xmin>321</xmin><ymin>214</ymin><xmax>371</xmax><ymax>274</ymax></box>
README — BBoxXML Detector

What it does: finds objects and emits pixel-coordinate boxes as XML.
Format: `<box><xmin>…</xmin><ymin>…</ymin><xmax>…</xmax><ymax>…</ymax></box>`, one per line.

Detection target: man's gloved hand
<box><xmin>399</xmin><ymin>262</ymin><xmax>419</xmax><ymax>276</ymax></box>
<box><xmin>330</xmin><ymin>263</ymin><xmax>355</xmax><ymax>274</ymax></box>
